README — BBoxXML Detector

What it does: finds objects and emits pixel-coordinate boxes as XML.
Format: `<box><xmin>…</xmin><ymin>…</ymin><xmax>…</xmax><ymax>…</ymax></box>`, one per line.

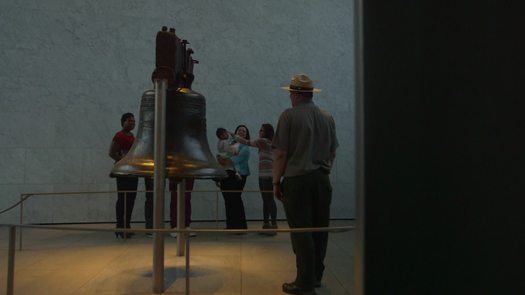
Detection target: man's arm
<box><xmin>234</xmin><ymin>135</ymin><xmax>248</xmax><ymax>145</ymax></box>
<box><xmin>272</xmin><ymin>148</ymin><xmax>287</xmax><ymax>201</ymax></box>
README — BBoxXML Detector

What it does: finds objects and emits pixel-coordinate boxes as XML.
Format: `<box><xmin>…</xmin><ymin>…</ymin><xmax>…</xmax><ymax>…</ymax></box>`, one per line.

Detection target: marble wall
<box><xmin>0</xmin><ymin>0</ymin><xmax>355</xmax><ymax>224</ymax></box>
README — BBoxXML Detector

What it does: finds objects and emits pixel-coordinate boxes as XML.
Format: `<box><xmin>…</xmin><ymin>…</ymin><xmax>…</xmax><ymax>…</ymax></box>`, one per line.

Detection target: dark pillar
<box><xmin>361</xmin><ymin>1</ymin><xmax>524</xmax><ymax>294</ymax></box>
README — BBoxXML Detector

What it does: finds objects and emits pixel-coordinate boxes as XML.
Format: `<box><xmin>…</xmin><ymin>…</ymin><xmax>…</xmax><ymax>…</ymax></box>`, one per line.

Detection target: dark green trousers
<box><xmin>282</xmin><ymin>170</ymin><xmax>332</xmax><ymax>290</ymax></box>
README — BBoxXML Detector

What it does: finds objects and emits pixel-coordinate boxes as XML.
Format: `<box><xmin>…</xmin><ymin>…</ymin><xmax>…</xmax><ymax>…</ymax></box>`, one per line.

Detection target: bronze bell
<box><xmin>111</xmin><ymin>89</ymin><xmax>226</xmax><ymax>178</ymax></box>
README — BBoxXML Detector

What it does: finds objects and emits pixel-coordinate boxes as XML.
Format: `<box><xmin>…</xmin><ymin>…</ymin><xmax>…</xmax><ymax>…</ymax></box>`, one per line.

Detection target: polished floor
<box><xmin>0</xmin><ymin>220</ymin><xmax>354</xmax><ymax>295</ymax></box>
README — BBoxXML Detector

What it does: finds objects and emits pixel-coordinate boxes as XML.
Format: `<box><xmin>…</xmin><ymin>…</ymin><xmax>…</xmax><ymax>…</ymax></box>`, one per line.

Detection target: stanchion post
<box><xmin>19</xmin><ymin>194</ymin><xmax>24</xmax><ymax>251</ymax></box>
<box><xmin>123</xmin><ymin>191</ymin><xmax>127</xmax><ymax>240</ymax></box>
<box><xmin>215</xmin><ymin>190</ymin><xmax>219</xmax><ymax>228</ymax></box>
<box><xmin>7</xmin><ymin>225</ymin><xmax>16</xmax><ymax>295</ymax></box>
<box><xmin>176</xmin><ymin>179</ymin><xmax>186</xmax><ymax>256</ymax></box>
<box><xmin>185</xmin><ymin>231</ymin><xmax>190</xmax><ymax>295</ymax></box>
<box><xmin>215</xmin><ymin>190</ymin><xmax>220</xmax><ymax>240</ymax></box>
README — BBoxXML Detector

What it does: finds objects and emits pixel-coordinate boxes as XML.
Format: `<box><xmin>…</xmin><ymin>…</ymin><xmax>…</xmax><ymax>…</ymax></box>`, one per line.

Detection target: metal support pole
<box><xmin>354</xmin><ymin>0</ymin><xmax>365</xmax><ymax>294</ymax></box>
<box><xmin>176</xmin><ymin>179</ymin><xmax>186</xmax><ymax>256</ymax></box>
<box><xmin>185</xmin><ymin>231</ymin><xmax>190</xmax><ymax>295</ymax></box>
<box><xmin>7</xmin><ymin>226</ymin><xmax>16</xmax><ymax>295</ymax></box>
<box><xmin>153</xmin><ymin>78</ymin><xmax>167</xmax><ymax>294</ymax></box>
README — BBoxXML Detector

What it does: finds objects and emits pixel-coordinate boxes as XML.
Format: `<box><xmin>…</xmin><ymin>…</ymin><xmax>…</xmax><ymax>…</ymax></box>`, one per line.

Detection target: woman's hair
<box><xmin>216</xmin><ymin>127</ymin><xmax>227</xmax><ymax>138</ymax></box>
<box><xmin>234</xmin><ymin>124</ymin><xmax>250</xmax><ymax>140</ymax></box>
<box><xmin>121</xmin><ymin>112</ymin><xmax>134</xmax><ymax>126</ymax></box>
<box><xmin>261</xmin><ymin>123</ymin><xmax>274</xmax><ymax>140</ymax></box>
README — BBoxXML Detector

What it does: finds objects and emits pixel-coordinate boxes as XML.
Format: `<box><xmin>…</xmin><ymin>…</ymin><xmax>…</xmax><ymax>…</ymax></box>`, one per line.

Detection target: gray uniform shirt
<box><xmin>273</xmin><ymin>100</ymin><xmax>338</xmax><ymax>177</ymax></box>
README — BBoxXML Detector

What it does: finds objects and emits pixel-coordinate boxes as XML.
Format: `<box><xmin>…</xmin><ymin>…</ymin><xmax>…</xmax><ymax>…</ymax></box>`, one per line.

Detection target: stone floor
<box><xmin>0</xmin><ymin>220</ymin><xmax>354</xmax><ymax>295</ymax></box>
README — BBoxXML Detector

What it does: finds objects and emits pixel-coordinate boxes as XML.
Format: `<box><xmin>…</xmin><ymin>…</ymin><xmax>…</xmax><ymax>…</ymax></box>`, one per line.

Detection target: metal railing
<box><xmin>1</xmin><ymin>223</ymin><xmax>354</xmax><ymax>295</ymax></box>
<box><xmin>1</xmin><ymin>189</ymin><xmax>354</xmax><ymax>294</ymax></box>
<box><xmin>16</xmin><ymin>188</ymin><xmax>276</xmax><ymax>250</ymax></box>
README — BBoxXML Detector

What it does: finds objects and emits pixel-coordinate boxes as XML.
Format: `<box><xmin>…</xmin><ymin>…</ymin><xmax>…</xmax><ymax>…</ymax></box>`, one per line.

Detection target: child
<box><xmin>216</xmin><ymin>127</ymin><xmax>241</xmax><ymax>180</ymax></box>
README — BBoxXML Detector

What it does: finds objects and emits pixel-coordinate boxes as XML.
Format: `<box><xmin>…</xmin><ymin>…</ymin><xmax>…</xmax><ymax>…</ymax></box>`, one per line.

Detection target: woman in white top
<box><xmin>234</xmin><ymin>123</ymin><xmax>277</xmax><ymax>235</ymax></box>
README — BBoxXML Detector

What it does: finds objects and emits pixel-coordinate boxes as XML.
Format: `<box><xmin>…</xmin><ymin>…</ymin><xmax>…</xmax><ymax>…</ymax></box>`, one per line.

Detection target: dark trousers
<box><xmin>115</xmin><ymin>176</ymin><xmax>138</xmax><ymax>229</ymax></box>
<box><xmin>259</xmin><ymin>176</ymin><xmax>277</xmax><ymax>225</ymax></box>
<box><xmin>144</xmin><ymin>178</ymin><xmax>194</xmax><ymax>228</ymax></box>
<box><xmin>221</xmin><ymin>172</ymin><xmax>248</xmax><ymax>229</ymax></box>
<box><xmin>282</xmin><ymin>170</ymin><xmax>332</xmax><ymax>290</ymax></box>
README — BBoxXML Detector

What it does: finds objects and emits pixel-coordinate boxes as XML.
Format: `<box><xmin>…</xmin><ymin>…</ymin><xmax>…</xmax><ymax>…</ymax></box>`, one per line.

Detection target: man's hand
<box><xmin>273</xmin><ymin>183</ymin><xmax>283</xmax><ymax>202</ymax></box>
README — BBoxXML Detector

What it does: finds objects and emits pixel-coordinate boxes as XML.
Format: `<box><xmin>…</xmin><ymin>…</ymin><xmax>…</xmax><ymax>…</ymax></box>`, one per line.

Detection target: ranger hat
<box><xmin>281</xmin><ymin>73</ymin><xmax>321</xmax><ymax>92</ymax></box>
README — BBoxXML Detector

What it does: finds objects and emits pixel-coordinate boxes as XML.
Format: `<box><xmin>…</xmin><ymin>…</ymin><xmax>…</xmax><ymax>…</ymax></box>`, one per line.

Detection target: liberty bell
<box><xmin>111</xmin><ymin>27</ymin><xmax>226</xmax><ymax>179</ymax></box>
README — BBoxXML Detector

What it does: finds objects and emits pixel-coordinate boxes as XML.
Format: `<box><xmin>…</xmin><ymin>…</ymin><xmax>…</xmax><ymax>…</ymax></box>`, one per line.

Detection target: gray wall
<box><xmin>0</xmin><ymin>0</ymin><xmax>355</xmax><ymax>224</ymax></box>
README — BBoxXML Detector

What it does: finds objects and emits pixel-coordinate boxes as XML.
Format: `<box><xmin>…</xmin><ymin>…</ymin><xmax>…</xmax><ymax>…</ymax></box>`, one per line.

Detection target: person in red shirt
<box><xmin>109</xmin><ymin>113</ymin><xmax>138</xmax><ymax>238</ymax></box>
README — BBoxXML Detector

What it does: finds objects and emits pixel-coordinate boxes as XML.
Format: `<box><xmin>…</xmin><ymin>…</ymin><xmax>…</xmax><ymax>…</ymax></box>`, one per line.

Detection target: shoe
<box><xmin>115</xmin><ymin>232</ymin><xmax>132</xmax><ymax>239</ymax></box>
<box><xmin>225</xmin><ymin>226</ymin><xmax>247</xmax><ymax>235</ymax></box>
<box><xmin>186</xmin><ymin>227</ymin><xmax>197</xmax><ymax>237</ymax></box>
<box><xmin>145</xmin><ymin>232</ymin><xmax>153</xmax><ymax>238</ymax></box>
<box><xmin>123</xmin><ymin>226</ymin><xmax>135</xmax><ymax>237</ymax></box>
<box><xmin>260</xmin><ymin>223</ymin><xmax>277</xmax><ymax>236</ymax></box>
<box><xmin>282</xmin><ymin>282</ymin><xmax>316</xmax><ymax>295</ymax></box>
<box><xmin>259</xmin><ymin>223</ymin><xmax>270</xmax><ymax>235</ymax></box>
<box><xmin>170</xmin><ymin>227</ymin><xmax>197</xmax><ymax>238</ymax></box>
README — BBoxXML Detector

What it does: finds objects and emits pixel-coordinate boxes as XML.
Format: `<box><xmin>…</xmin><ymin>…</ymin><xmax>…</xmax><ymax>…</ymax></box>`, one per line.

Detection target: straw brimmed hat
<box><xmin>281</xmin><ymin>73</ymin><xmax>322</xmax><ymax>93</ymax></box>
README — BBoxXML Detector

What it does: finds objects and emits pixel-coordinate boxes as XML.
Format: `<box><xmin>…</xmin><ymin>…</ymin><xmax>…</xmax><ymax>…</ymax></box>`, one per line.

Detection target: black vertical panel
<box><xmin>363</xmin><ymin>1</ymin><xmax>524</xmax><ymax>294</ymax></box>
